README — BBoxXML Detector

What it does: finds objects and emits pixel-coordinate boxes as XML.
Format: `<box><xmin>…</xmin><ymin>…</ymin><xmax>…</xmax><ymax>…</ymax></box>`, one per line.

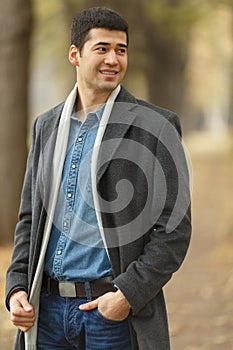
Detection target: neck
<box><xmin>76</xmin><ymin>80</ymin><xmax>118</xmax><ymax>121</ymax></box>
<box><xmin>78</xmin><ymin>86</ymin><xmax>108</xmax><ymax>111</ymax></box>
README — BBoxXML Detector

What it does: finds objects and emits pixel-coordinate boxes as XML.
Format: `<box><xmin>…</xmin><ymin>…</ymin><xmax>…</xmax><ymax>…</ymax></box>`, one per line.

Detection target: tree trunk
<box><xmin>143</xmin><ymin>20</ymin><xmax>188</xmax><ymax>117</ymax></box>
<box><xmin>0</xmin><ymin>0</ymin><xmax>32</xmax><ymax>244</ymax></box>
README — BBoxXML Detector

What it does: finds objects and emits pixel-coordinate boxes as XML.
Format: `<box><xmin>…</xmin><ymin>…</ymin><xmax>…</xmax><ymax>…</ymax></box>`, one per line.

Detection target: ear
<box><xmin>69</xmin><ymin>45</ymin><xmax>80</xmax><ymax>66</ymax></box>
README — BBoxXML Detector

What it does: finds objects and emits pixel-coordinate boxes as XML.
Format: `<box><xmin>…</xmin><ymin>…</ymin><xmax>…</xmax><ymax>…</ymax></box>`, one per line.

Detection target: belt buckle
<box><xmin>59</xmin><ymin>282</ymin><xmax>76</xmax><ymax>297</ymax></box>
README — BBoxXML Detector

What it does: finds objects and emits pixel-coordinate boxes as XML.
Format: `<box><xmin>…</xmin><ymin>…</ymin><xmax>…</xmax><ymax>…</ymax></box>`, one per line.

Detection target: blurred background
<box><xmin>0</xmin><ymin>0</ymin><xmax>232</xmax><ymax>349</ymax></box>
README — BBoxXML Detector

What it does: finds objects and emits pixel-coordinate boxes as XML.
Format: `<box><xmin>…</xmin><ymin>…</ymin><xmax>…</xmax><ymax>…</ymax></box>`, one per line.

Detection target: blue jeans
<box><xmin>37</xmin><ymin>288</ymin><xmax>132</xmax><ymax>350</ymax></box>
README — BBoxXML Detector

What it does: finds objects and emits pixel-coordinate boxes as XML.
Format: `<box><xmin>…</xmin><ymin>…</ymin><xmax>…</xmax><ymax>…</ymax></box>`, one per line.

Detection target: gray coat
<box><xmin>6</xmin><ymin>86</ymin><xmax>191</xmax><ymax>350</ymax></box>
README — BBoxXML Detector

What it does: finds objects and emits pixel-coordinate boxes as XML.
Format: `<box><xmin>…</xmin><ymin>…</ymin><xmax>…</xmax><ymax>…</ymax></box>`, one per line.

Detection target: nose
<box><xmin>104</xmin><ymin>50</ymin><xmax>118</xmax><ymax>65</ymax></box>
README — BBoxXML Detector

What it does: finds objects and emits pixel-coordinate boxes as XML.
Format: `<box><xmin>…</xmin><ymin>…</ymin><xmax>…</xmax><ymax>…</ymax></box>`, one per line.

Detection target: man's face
<box><xmin>74</xmin><ymin>28</ymin><xmax>128</xmax><ymax>94</ymax></box>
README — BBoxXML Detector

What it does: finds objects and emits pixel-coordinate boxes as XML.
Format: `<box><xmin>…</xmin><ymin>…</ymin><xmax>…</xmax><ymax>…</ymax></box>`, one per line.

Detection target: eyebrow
<box><xmin>93</xmin><ymin>42</ymin><xmax>128</xmax><ymax>48</ymax></box>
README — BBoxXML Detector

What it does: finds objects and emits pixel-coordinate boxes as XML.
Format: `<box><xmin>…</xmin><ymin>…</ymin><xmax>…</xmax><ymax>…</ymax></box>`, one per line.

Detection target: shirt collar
<box><xmin>95</xmin><ymin>103</ymin><xmax>105</xmax><ymax>121</ymax></box>
<box><xmin>71</xmin><ymin>97</ymin><xmax>105</xmax><ymax>122</ymax></box>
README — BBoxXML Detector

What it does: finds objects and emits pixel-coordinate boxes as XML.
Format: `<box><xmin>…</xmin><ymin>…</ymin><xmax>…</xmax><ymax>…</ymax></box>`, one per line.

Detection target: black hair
<box><xmin>71</xmin><ymin>7</ymin><xmax>128</xmax><ymax>54</ymax></box>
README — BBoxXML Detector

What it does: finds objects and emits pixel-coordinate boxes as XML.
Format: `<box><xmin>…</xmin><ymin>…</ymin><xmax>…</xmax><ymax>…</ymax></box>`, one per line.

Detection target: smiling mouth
<box><xmin>100</xmin><ymin>71</ymin><xmax>118</xmax><ymax>75</ymax></box>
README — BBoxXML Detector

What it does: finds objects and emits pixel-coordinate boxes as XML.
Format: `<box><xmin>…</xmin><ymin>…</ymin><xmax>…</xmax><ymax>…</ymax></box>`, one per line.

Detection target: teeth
<box><xmin>101</xmin><ymin>71</ymin><xmax>116</xmax><ymax>75</ymax></box>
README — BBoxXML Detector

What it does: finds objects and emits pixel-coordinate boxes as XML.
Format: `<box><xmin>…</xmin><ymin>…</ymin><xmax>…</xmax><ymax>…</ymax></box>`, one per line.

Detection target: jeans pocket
<box><xmin>95</xmin><ymin>308</ymin><xmax>127</xmax><ymax>325</ymax></box>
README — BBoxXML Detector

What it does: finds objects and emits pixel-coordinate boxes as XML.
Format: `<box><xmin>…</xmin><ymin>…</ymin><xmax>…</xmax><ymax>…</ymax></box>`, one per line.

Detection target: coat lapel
<box><xmin>39</xmin><ymin>103</ymin><xmax>64</xmax><ymax>206</ymax></box>
<box><xmin>96</xmin><ymin>87</ymin><xmax>139</xmax><ymax>183</ymax></box>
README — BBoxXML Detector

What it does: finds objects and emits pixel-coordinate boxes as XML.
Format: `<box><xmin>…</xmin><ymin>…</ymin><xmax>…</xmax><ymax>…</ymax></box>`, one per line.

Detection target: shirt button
<box><xmin>64</xmin><ymin>221</ymin><xmax>67</xmax><ymax>227</ymax></box>
<box><xmin>57</xmin><ymin>250</ymin><xmax>62</xmax><ymax>255</ymax></box>
<box><xmin>71</xmin><ymin>164</ymin><xmax>76</xmax><ymax>169</ymax></box>
<box><xmin>78</xmin><ymin>137</ymin><xmax>83</xmax><ymax>142</ymax></box>
<box><xmin>67</xmin><ymin>193</ymin><xmax>72</xmax><ymax>198</ymax></box>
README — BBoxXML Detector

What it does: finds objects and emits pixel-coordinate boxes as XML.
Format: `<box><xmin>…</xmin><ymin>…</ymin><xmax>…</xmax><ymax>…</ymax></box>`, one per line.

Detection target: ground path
<box><xmin>166</xmin><ymin>135</ymin><xmax>233</xmax><ymax>349</ymax></box>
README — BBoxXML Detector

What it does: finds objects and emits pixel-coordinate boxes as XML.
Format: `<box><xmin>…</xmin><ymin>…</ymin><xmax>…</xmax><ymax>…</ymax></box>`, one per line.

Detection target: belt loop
<box><xmin>84</xmin><ymin>282</ymin><xmax>92</xmax><ymax>301</ymax></box>
<box><xmin>46</xmin><ymin>275</ymin><xmax>51</xmax><ymax>296</ymax></box>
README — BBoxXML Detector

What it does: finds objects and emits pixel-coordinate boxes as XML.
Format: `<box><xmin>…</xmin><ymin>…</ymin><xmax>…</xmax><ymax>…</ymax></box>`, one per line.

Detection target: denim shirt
<box><xmin>44</xmin><ymin>105</ymin><xmax>112</xmax><ymax>282</ymax></box>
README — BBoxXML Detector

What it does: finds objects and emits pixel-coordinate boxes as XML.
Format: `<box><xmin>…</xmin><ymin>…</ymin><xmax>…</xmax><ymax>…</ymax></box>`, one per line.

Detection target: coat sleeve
<box><xmin>5</xmin><ymin>118</ymin><xmax>38</xmax><ymax>310</ymax></box>
<box><xmin>113</xmin><ymin>113</ymin><xmax>192</xmax><ymax>315</ymax></box>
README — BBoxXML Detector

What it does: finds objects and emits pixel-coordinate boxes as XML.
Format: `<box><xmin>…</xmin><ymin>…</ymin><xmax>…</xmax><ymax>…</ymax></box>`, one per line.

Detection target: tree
<box><xmin>142</xmin><ymin>1</ymin><xmax>195</xmax><ymax>117</ymax></box>
<box><xmin>0</xmin><ymin>0</ymin><xmax>32</xmax><ymax>244</ymax></box>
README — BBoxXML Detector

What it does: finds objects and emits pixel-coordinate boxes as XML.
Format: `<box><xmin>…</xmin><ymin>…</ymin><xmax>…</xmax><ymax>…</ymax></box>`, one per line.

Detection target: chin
<box><xmin>99</xmin><ymin>81</ymin><xmax>119</xmax><ymax>91</ymax></box>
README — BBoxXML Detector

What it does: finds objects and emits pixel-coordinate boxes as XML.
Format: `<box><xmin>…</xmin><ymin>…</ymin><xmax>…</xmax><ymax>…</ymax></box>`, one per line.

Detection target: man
<box><xmin>6</xmin><ymin>7</ymin><xmax>191</xmax><ymax>350</ymax></box>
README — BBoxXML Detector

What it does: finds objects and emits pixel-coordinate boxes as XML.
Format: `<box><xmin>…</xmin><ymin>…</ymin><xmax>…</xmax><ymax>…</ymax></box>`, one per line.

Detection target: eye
<box><xmin>117</xmin><ymin>48</ymin><xmax>127</xmax><ymax>55</ymax></box>
<box><xmin>96</xmin><ymin>47</ymin><xmax>106</xmax><ymax>53</ymax></box>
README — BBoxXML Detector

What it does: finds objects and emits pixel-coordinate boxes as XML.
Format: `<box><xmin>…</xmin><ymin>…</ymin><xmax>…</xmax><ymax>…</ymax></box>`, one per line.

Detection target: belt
<box><xmin>42</xmin><ymin>274</ymin><xmax>116</xmax><ymax>298</ymax></box>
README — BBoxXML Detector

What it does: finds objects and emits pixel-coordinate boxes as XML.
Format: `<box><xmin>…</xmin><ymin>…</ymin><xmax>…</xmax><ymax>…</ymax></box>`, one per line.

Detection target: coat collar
<box><xmin>40</xmin><ymin>86</ymin><xmax>139</xmax><ymax>184</ymax></box>
<box><xmin>41</xmin><ymin>86</ymin><xmax>138</xmax><ymax>143</ymax></box>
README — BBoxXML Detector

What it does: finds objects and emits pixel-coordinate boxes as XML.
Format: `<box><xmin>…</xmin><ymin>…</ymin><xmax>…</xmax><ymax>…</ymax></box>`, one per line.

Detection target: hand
<box><xmin>79</xmin><ymin>290</ymin><xmax>131</xmax><ymax>321</ymax></box>
<box><xmin>9</xmin><ymin>290</ymin><xmax>35</xmax><ymax>332</ymax></box>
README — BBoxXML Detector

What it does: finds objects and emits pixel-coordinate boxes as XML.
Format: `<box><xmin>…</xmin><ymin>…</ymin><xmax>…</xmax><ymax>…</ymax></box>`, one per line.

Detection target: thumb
<box><xmin>21</xmin><ymin>295</ymin><xmax>33</xmax><ymax>312</ymax></box>
<box><xmin>79</xmin><ymin>298</ymin><xmax>99</xmax><ymax>311</ymax></box>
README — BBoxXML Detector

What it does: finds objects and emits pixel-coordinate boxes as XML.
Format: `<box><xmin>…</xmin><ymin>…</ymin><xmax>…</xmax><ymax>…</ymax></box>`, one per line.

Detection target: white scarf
<box><xmin>25</xmin><ymin>83</ymin><xmax>121</xmax><ymax>349</ymax></box>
